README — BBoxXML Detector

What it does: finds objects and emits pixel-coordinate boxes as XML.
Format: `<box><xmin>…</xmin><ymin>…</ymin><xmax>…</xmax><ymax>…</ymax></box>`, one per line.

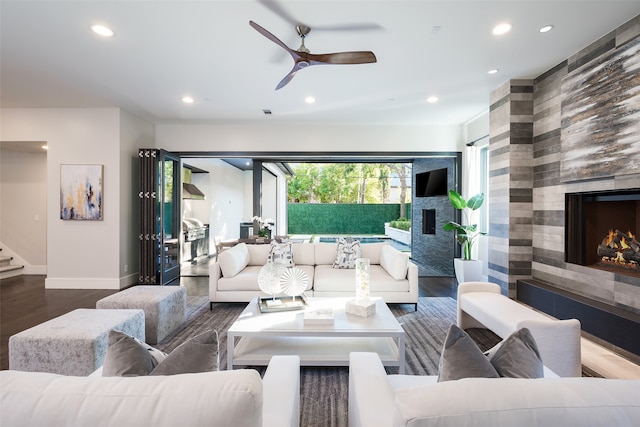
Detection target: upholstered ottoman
<box><xmin>9</xmin><ymin>308</ymin><xmax>144</xmax><ymax>376</ymax></box>
<box><xmin>96</xmin><ymin>285</ymin><xmax>186</xmax><ymax>344</ymax></box>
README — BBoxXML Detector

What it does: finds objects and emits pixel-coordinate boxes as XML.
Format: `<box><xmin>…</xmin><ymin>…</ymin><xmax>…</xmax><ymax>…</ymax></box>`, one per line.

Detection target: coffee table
<box><xmin>227</xmin><ymin>297</ymin><xmax>406</xmax><ymax>373</ymax></box>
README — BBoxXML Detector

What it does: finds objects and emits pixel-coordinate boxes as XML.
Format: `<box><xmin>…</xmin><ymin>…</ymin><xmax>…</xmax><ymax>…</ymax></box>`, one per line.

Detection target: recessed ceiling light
<box><xmin>182</xmin><ymin>96</ymin><xmax>194</xmax><ymax>104</ymax></box>
<box><xmin>539</xmin><ymin>25</ymin><xmax>554</xmax><ymax>33</ymax></box>
<box><xmin>305</xmin><ymin>96</ymin><xmax>316</xmax><ymax>104</ymax></box>
<box><xmin>492</xmin><ymin>23</ymin><xmax>512</xmax><ymax>35</ymax></box>
<box><xmin>488</xmin><ymin>68</ymin><xmax>499</xmax><ymax>74</ymax></box>
<box><xmin>91</xmin><ymin>25</ymin><xmax>114</xmax><ymax>37</ymax></box>
<box><xmin>427</xmin><ymin>96</ymin><xmax>439</xmax><ymax>104</ymax></box>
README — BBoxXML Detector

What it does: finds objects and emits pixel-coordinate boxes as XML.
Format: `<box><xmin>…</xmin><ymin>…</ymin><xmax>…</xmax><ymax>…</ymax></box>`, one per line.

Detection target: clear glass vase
<box><xmin>355</xmin><ymin>258</ymin><xmax>370</xmax><ymax>304</ymax></box>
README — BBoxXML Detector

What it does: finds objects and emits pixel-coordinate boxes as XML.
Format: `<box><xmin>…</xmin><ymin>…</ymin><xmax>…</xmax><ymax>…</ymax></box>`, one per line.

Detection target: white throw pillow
<box><xmin>218</xmin><ymin>243</ymin><xmax>250</xmax><ymax>278</ymax></box>
<box><xmin>380</xmin><ymin>244</ymin><xmax>409</xmax><ymax>280</ymax></box>
<box><xmin>333</xmin><ymin>238</ymin><xmax>361</xmax><ymax>269</ymax></box>
<box><xmin>268</xmin><ymin>241</ymin><xmax>295</xmax><ymax>267</ymax></box>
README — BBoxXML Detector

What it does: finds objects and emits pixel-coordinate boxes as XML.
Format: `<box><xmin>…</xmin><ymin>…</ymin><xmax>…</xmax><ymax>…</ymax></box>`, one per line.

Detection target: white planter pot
<box><xmin>453</xmin><ymin>258</ymin><xmax>483</xmax><ymax>284</ymax></box>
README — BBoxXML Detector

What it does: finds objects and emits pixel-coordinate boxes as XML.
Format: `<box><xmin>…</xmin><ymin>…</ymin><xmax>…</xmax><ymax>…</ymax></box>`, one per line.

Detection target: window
<box><xmin>479</xmin><ymin>144</ymin><xmax>489</xmax><ymax>234</ymax></box>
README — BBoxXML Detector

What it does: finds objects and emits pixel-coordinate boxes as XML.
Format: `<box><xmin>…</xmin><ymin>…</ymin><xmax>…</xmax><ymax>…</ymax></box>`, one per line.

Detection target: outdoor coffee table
<box><xmin>227</xmin><ymin>296</ymin><xmax>406</xmax><ymax>373</ymax></box>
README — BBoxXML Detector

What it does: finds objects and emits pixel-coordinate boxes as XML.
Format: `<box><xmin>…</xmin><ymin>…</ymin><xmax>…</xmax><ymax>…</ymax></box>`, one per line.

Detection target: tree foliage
<box><xmin>287</xmin><ymin>163</ymin><xmax>412</xmax><ymax>204</ymax></box>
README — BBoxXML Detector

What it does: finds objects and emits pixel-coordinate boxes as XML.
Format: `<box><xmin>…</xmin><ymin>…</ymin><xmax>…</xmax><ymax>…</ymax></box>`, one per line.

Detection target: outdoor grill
<box><xmin>182</xmin><ymin>218</ymin><xmax>209</xmax><ymax>262</ymax></box>
<box><xmin>183</xmin><ymin>218</ymin><xmax>207</xmax><ymax>241</ymax></box>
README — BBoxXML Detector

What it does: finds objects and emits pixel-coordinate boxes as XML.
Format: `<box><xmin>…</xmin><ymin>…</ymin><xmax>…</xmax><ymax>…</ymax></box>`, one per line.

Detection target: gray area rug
<box><xmin>158</xmin><ymin>296</ymin><xmax>500</xmax><ymax>427</ymax></box>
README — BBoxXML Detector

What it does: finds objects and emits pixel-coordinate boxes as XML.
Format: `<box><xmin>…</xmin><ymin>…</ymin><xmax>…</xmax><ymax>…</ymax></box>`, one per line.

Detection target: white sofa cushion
<box><xmin>392</xmin><ymin>377</ymin><xmax>640</xmax><ymax>427</ymax></box>
<box><xmin>315</xmin><ymin>242</ymin><xmax>339</xmax><ymax>265</ymax></box>
<box><xmin>247</xmin><ymin>244</ymin><xmax>271</xmax><ymax>266</ymax></box>
<box><xmin>314</xmin><ymin>265</ymin><xmax>410</xmax><ymax>293</ymax></box>
<box><xmin>218</xmin><ymin>266</ymin><xmax>264</xmax><ymax>291</ymax></box>
<box><xmin>292</xmin><ymin>243</ymin><xmax>315</xmax><ymax>265</ymax></box>
<box><xmin>1</xmin><ymin>369</ymin><xmax>264</xmax><ymax>427</ymax></box>
<box><xmin>218</xmin><ymin>243</ymin><xmax>250</xmax><ymax>278</ymax></box>
<box><xmin>380</xmin><ymin>245</ymin><xmax>409</xmax><ymax>280</ymax></box>
<box><xmin>360</xmin><ymin>242</ymin><xmax>386</xmax><ymax>264</ymax></box>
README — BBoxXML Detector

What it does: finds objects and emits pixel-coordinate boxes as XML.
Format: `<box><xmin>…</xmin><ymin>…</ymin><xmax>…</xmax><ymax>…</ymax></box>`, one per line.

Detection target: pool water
<box><xmin>317</xmin><ymin>236</ymin><xmax>411</xmax><ymax>252</ymax></box>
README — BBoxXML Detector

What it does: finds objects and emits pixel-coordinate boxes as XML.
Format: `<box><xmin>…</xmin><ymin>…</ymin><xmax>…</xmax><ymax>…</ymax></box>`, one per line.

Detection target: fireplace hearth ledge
<box><xmin>517</xmin><ymin>279</ymin><xmax>640</xmax><ymax>365</ymax></box>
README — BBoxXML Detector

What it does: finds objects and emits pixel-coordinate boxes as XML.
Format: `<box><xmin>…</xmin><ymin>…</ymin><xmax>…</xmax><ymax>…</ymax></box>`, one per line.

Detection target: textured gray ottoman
<box><xmin>96</xmin><ymin>285</ymin><xmax>186</xmax><ymax>344</ymax></box>
<box><xmin>9</xmin><ymin>308</ymin><xmax>144</xmax><ymax>376</ymax></box>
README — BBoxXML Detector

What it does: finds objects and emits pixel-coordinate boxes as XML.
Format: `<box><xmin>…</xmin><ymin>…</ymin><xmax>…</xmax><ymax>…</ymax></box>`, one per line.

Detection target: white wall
<box><xmin>0</xmin><ymin>147</ymin><xmax>47</xmax><ymax>272</ymax></box>
<box><xmin>119</xmin><ymin>111</ymin><xmax>154</xmax><ymax>286</ymax></box>
<box><xmin>1</xmin><ymin>109</ymin><xmax>468</xmax><ymax>288</ymax></box>
<box><xmin>155</xmin><ymin>123</ymin><xmax>464</xmax><ymax>153</ymax></box>
<box><xmin>1</xmin><ymin>108</ymin><xmax>152</xmax><ymax>289</ymax></box>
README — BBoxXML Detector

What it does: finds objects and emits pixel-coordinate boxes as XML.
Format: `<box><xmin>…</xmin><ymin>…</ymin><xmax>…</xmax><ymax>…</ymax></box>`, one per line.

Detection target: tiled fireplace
<box><xmin>489</xmin><ymin>15</ymin><xmax>640</xmax><ymax>361</ymax></box>
<box><xmin>566</xmin><ymin>189</ymin><xmax>640</xmax><ymax>279</ymax></box>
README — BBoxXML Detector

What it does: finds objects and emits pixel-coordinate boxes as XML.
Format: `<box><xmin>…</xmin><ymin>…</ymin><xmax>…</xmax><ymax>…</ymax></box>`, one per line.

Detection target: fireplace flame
<box><xmin>598</xmin><ymin>229</ymin><xmax>640</xmax><ymax>270</ymax></box>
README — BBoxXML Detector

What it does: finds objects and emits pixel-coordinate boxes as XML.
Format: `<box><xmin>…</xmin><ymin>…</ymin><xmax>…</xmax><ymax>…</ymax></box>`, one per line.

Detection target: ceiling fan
<box><xmin>249</xmin><ymin>20</ymin><xmax>377</xmax><ymax>90</ymax></box>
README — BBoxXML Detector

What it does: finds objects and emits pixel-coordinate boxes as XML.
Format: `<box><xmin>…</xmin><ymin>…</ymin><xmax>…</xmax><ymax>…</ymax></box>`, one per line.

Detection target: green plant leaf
<box><xmin>443</xmin><ymin>221</ymin><xmax>462</xmax><ymax>231</ymax></box>
<box><xmin>448</xmin><ymin>190</ymin><xmax>467</xmax><ymax>210</ymax></box>
<box><xmin>467</xmin><ymin>193</ymin><xmax>484</xmax><ymax>210</ymax></box>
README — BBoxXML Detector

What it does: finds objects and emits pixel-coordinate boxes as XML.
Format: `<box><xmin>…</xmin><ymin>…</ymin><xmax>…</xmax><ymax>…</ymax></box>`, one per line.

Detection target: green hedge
<box><xmin>389</xmin><ymin>220</ymin><xmax>411</xmax><ymax>231</ymax></box>
<box><xmin>287</xmin><ymin>203</ymin><xmax>411</xmax><ymax>234</ymax></box>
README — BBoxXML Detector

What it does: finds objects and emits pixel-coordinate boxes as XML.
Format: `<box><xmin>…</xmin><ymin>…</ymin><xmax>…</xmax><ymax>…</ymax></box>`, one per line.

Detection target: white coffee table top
<box><xmin>228</xmin><ymin>296</ymin><xmax>403</xmax><ymax>335</ymax></box>
<box><xmin>227</xmin><ymin>297</ymin><xmax>406</xmax><ymax>372</ymax></box>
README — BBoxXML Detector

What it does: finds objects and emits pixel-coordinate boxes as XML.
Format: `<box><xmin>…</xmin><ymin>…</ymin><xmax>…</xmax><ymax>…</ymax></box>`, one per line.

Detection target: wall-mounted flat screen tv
<box><xmin>415</xmin><ymin>168</ymin><xmax>448</xmax><ymax>197</ymax></box>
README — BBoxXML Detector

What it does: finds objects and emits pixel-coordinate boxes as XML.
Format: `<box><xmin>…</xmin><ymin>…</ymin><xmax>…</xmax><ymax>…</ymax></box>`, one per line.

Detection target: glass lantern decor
<box><xmin>355</xmin><ymin>257</ymin><xmax>370</xmax><ymax>304</ymax></box>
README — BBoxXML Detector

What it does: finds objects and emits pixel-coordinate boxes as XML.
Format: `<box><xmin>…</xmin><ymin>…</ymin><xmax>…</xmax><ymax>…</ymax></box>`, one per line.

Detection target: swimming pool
<box><xmin>315</xmin><ymin>236</ymin><xmax>411</xmax><ymax>252</ymax></box>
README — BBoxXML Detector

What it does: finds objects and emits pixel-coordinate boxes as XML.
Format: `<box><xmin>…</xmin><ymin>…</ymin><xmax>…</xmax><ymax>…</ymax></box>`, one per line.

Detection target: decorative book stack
<box><xmin>304</xmin><ymin>307</ymin><xmax>334</xmax><ymax>325</ymax></box>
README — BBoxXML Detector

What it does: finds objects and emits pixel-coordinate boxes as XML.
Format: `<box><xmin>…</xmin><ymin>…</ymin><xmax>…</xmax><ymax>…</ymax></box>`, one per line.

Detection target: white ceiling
<box><xmin>2</xmin><ymin>0</ymin><xmax>640</xmax><ymax>127</ymax></box>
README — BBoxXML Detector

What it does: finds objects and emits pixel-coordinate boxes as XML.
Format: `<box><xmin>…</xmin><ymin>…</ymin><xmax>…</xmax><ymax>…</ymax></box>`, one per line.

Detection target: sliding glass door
<box><xmin>139</xmin><ymin>149</ymin><xmax>181</xmax><ymax>285</ymax></box>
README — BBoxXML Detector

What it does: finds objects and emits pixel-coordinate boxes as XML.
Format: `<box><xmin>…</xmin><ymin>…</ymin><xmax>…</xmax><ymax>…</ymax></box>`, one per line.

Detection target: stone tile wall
<box><xmin>489</xmin><ymin>15</ymin><xmax>640</xmax><ymax>314</ymax></box>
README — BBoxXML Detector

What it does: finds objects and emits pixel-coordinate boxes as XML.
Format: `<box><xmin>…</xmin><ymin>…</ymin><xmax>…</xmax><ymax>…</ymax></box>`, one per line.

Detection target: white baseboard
<box><xmin>45</xmin><ymin>277</ymin><xmax>123</xmax><ymax>290</ymax></box>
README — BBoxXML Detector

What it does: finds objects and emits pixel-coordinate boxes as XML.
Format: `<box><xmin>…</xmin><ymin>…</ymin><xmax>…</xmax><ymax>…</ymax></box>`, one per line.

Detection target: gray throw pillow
<box><xmin>484</xmin><ymin>327</ymin><xmax>544</xmax><ymax>378</ymax></box>
<box><xmin>150</xmin><ymin>329</ymin><xmax>219</xmax><ymax>376</ymax></box>
<box><xmin>438</xmin><ymin>324</ymin><xmax>499</xmax><ymax>382</ymax></box>
<box><xmin>102</xmin><ymin>329</ymin><xmax>160</xmax><ymax>377</ymax></box>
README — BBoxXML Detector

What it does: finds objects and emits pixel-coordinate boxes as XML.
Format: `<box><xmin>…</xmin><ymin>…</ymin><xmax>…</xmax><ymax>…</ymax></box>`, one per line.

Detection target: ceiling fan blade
<box><xmin>275</xmin><ymin>63</ymin><xmax>304</xmax><ymax>90</ymax></box>
<box><xmin>258</xmin><ymin>0</ymin><xmax>304</xmax><ymax>27</ymax></box>
<box><xmin>249</xmin><ymin>21</ymin><xmax>300</xmax><ymax>59</ymax></box>
<box><xmin>308</xmin><ymin>51</ymin><xmax>377</xmax><ymax>65</ymax></box>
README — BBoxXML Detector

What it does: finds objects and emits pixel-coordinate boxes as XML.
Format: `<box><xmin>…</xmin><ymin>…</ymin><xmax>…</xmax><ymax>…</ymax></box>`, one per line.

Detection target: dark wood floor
<box><xmin>0</xmin><ymin>274</ymin><xmax>456</xmax><ymax>370</ymax></box>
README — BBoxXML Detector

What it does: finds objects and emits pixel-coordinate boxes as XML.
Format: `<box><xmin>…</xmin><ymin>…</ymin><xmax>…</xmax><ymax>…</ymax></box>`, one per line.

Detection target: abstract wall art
<box><xmin>60</xmin><ymin>164</ymin><xmax>103</xmax><ymax>220</ymax></box>
<box><xmin>561</xmin><ymin>36</ymin><xmax>640</xmax><ymax>182</ymax></box>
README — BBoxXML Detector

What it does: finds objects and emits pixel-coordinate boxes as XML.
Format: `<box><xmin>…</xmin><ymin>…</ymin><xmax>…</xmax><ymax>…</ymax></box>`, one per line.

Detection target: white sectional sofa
<box><xmin>349</xmin><ymin>352</ymin><xmax>640</xmax><ymax>427</ymax></box>
<box><xmin>209</xmin><ymin>242</ymin><xmax>418</xmax><ymax>309</ymax></box>
<box><xmin>1</xmin><ymin>355</ymin><xmax>300</xmax><ymax>427</ymax></box>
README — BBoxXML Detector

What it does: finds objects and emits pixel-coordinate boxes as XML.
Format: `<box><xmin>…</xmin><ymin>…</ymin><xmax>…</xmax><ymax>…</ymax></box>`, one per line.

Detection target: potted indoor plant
<box><xmin>443</xmin><ymin>190</ymin><xmax>486</xmax><ymax>283</ymax></box>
